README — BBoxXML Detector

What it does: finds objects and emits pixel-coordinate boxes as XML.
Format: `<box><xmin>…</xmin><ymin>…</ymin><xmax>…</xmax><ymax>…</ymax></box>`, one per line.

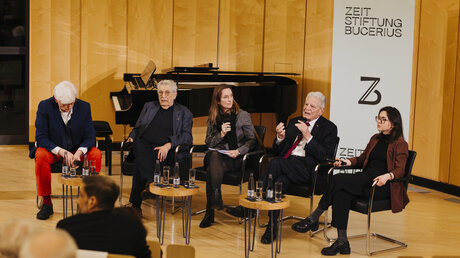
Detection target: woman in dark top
<box><xmin>199</xmin><ymin>85</ymin><xmax>256</xmax><ymax>228</ymax></box>
<box><xmin>291</xmin><ymin>106</ymin><xmax>409</xmax><ymax>256</ymax></box>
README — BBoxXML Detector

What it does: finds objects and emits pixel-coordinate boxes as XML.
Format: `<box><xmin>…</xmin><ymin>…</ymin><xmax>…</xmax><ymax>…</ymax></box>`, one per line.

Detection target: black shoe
<box><xmin>36</xmin><ymin>204</ymin><xmax>53</xmax><ymax>220</ymax></box>
<box><xmin>261</xmin><ymin>223</ymin><xmax>278</xmax><ymax>244</ymax></box>
<box><xmin>226</xmin><ymin>206</ymin><xmax>245</xmax><ymax>218</ymax></box>
<box><xmin>321</xmin><ymin>240</ymin><xmax>351</xmax><ymax>256</ymax></box>
<box><xmin>291</xmin><ymin>217</ymin><xmax>319</xmax><ymax>233</ymax></box>
<box><xmin>199</xmin><ymin>209</ymin><xmax>215</xmax><ymax>228</ymax></box>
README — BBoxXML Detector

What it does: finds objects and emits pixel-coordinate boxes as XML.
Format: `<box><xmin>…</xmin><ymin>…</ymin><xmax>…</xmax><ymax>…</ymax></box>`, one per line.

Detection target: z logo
<box><xmin>358</xmin><ymin>76</ymin><xmax>381</xmax><ymax>105</ymax></box>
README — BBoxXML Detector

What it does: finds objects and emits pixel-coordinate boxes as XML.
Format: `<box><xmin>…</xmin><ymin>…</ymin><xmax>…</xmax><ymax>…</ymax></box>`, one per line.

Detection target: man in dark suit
<box><xmin>260</xmin><ymin>91</ymin><xmax>338</xmax><ymax>244</ymax></box>
<box><xmin>57</xmin><ymin>176</ymin><xmax>151</xmax><ymax>258</ymax></box>
<box><xmin>127</xmin><ymin>80</ymin><xmax>193</xmax><ymax>215</ymax></box>
<box><xmin>34</xmin><ymin>80</ymin><xmax>101</xmax><ymax>220</ymax></box>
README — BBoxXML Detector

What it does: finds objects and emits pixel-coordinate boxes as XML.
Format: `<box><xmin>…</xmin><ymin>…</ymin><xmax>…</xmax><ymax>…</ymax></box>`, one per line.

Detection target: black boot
<box><xmin>321</xmin><ymin>240</ymin><xmax>351</xmax><ymax>256</ymax></box>
<box><xmin>199</xmin><ymin>209</ymin><xmax>215</xmax><ymax>228</ymax></box>
<box><xmin>261</xmin><ymin>221</ymin><xmax>278</xmax><ymax>244</ymax></box>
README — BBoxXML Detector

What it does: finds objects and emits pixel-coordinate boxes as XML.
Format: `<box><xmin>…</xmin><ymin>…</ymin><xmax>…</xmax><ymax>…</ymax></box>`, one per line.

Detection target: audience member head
<box><xmin>303</xmin><ymin>91</ymin><xmax>326</xmax><ymax>122</ymax></box>
<box><xmin>0</xmin><ymin>219</ymin><xmax>42</xmax><ymax>258</ymax></box>
<box><xmin>157</xmin><ymin>79</ymin><xmax>177</xmax><ymax>109</ymax></box>
<box><xmin>18</xmin><ymin>229</ymin><xmax>77</xmax><ymax>258</ymax></box>
<box><xmin>377</xmin><ymin>106</ymin><xmax>404</xmax><ymax>141</ymax></box>
<box><xmin>209</xmin><ymin>84</ymin><xmax>240</xmax><ymax>125</ymax></box>
<box><xmin>78</xmin><ymin>176</ymin><xmax>120</xmax><ymax>214</ymax></box>
<box><xmin>53</xmin><ymin>81</ymin><xmax>78</xmax><ymax>112</ymax></box>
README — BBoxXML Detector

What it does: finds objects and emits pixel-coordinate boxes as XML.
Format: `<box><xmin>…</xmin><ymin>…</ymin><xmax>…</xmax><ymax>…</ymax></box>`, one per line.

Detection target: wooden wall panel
<box><xmin>218</xmin><ymin>0</ymin><xmax>264</xmax><ymax>71</ymax></box>
<box><xmin>448</xmin><ymin>4</ymin><xmax>460</xmax><ymax>186</ymax></box>
<box><xmin>412</xmin><ymin>0</ymin><xmax>459</xmax><ymax>182</ymax></box>
<box><xmin>302</xmin><ymin>0</ymin><xmax>334</xmax><ymax>119</ymax></box>
<box><xmin>127</xmin><ymin>0</ymin><xmax>173</xmax><ymax>73</ymax></box>
<box><xmin>261</xmin><ymin>0</ymin><xmax>306</xmax><ymax>146</ymax></box>
<box><xmin>29</xmin><ymin>0</ymin><xmax>81</xmax><ymax>140</ymax></box>
<box><xmin>80</xmin><ymin>0</ymin><xmax>127</xmax><ymax>140</ymax></box>
<box><xmin>172</xmin><ymin>0</ymin><xmax>219</xmax><ymax>67</ymax></box>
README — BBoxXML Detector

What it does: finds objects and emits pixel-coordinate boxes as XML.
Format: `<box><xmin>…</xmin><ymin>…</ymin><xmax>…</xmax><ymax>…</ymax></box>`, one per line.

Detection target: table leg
<box><xmin>76</xmin><ymin>187</ymin><xmax>80</xmax><ymax>214</ymax></box>
<box><xmin>156</xmin><ymin>195</ymin><xmax>167</xmax><ymax>245</ymax></box>
<box><xmin>70</xmin><ymin>186</ymin><xmax>74</xmax><ymax>216</ymax></box>
<box><xmin>161</xmin><ymin>196</ymin><xmax>166</xmax><ymax>245</ymax></box>
<box><xmin>184</xmin><ymin>196</ymin><xmax>192</xmax><ymax>244</ymax></box>
<box><xmin>251</xmin><ymin>209</ymin><xmax>256</xmax><ymax>251</ymax></box>
<box><xmin>62</xmin><ymin>184</ymin><xmax>65</xmax><ymax>219</ymax></box>
<box><xmin>270</xmin><ymin>211</ymin><xmax>274</xmax><ymax>258</ymax></box>
<box><xmin>65</xmin><ymin>185</ymin><xmax>69</xmax><ymax>218</ymax></box>
<box><xmin>276</xmin><ymin>209</ymin><xmax>283</xmax><ymax>255</ymax></box>
<box><xmin>244</xmin><ymin>207</ymin><xmax>249</xmax><ymax>258</ymax></box>
<box><xmin>156</xmin><ymin>195</ymin><xmax>160</xmax><ymax>239</ymax></box>
<box><xmin>182</xmin><ymin>197</ymin><xmax>186</xmax><ymax>238</ymax></box>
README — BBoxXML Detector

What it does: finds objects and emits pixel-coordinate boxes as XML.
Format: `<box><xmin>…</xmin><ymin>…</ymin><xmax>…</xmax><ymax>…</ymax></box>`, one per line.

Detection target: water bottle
<box><xmin>153</xmin><ymin>160</ymin><xmax>161</xmax><ymax>185</ymax></box>
<box><xmin>248</xmin><ymin>173</ymin><xmax>255</xmax><ymax>199</ymax></box>
<box><xmin>173</xmin><ymin>162</ymin><xmax>180</xmax><ymax>188</ymax></box>
<box><xmin>62</xmin><ymin>160</ymin><xmax>69</xmax><ymax>178</ymax></box>
<box><xmin>266</xmin><ymin>174</ymin><xmax>274</xmax><ymax>200</ymax></box>
<box><xmin>82</xmin><ymin>154</ymin><xmax>89</xmax><ymax>177</ymax></box>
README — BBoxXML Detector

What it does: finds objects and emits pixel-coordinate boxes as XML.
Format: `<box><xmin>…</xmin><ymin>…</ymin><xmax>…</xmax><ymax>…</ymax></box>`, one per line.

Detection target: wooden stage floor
<box><xmin>0</xmin><ymin>145</ymin><xmax>459</xmax><ymax>258</ymax></box>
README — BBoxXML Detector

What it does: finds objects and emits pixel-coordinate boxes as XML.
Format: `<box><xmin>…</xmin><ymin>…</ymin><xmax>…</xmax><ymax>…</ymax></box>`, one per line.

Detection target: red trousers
<box><xmin>35</xmin><ymin>147</ymin><xmax>102</xmax><ymax>196</ymax></box>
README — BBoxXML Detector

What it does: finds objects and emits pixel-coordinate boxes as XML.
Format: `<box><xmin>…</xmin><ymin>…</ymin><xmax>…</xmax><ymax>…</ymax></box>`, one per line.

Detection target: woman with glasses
<box><xmin>199</xmin><ymin>84</ymin><xmax>257</xmax><ymax>228</ymax></box>
<box><xmin>291</xmin><ymin>106</ymin><xmax>409</xmax><ymax>256</ymax></box>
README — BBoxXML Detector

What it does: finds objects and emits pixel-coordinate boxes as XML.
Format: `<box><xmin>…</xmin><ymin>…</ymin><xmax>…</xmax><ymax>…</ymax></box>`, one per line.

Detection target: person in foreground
<box><xmin>57</xmin><ymin>176</ymin><xmax>151</xmax><ymax>258</ymax></box>
<box><xmin>199</xmin><ymin>85</ymin><xmax>257</xmax><ymax>228</ymax></box>
<box><xmin>34</xmin><ymin>80</ymin><xmax>101</xmax><ymax>220</ymax></box>
<box><xmin>291</xmin><ymin>106</ymin><xmax>409</xmax><ymax>256</ymax></box>
<box><xmin>260</xmin><ymin>92</ymin><xmax>338</xmax><ymax>244</ymax></box>
<box><xmin>127</xmin><ymin>79</ymin><xmax>193</xmax><ymax>216</ymax></box>
<box><xmin>18</xmin><ymin>229</ymin><xmax>77</xmax><ymax>258</ymax></box>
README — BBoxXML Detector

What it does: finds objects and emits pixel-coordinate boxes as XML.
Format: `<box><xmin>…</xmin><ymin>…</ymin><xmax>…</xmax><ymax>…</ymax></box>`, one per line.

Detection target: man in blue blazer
<box><xmin>34</xmin><ymin>81</ymin><xmax>101</xmax><ymax>220</ymax></box>
<box><xmin>260</xmin><ymin>91</ymin><xmax>338</xmax><ymax>244</ymax></box>
<box><xmin>127</xmin><ymin>80</ymin><xmax>193</xmax><ymax>215</ymax></box>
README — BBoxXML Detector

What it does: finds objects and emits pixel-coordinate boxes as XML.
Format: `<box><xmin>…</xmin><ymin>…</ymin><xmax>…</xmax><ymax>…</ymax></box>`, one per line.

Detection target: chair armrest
<box><xmin>174</xmin><ymin>144</ymin><xmax>192</xmax><ymax>161</ymax></box>
<box><xmin>189</xmin><ymin>144</ymin><xmax>208</xmax><ymax>154</ymax></box>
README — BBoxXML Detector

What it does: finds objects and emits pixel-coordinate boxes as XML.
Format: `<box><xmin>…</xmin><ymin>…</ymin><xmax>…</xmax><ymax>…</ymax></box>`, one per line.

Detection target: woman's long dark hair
<box><xmin>379</xmin><ymin>106</ymin><xmax>404</xmax><ymax>142</ymax></box>
<box><xmin>208</xmin><ymin>85</ymin><xmax>240</xmax><ymax>125</ymax></box>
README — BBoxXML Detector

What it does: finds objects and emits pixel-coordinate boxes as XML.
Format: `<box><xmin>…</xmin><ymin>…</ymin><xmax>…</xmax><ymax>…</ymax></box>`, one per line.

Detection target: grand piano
<box><xmin>110</xmin><ymin>63</ymin><xmax>298</xmax><ymax>127</ymax></box>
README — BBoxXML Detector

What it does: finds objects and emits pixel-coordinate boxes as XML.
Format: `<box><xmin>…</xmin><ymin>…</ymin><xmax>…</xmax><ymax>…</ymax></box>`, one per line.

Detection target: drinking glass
<box><xmin>62</xmin><ymin>163</ymin><xmax>69</xmax><ymax>178</ymax></box>
<box><xmin>89</xmin><ymin>160</ymin><xmax>97</xmax><ymax>175</ymax></box>
<box><xmin>255</xmin><ymin>180</ymin><xmax>263</xmax><ymax>201</ymax></box>
<box><xmin>189</xmin><ymin>168</ymin><xmax>196</xmax><ymax>187</ymax></box>
<box><xmin>69</xmin><ymin>167</ymin><xmax>77</xmax><ymax>177</ymax></box>
<box><xmin>162</xmin><ymin>166</ymin><xmax>170</xmax><ymax>186</ymax></box>
<box><xmin>275</xmin><ymin>182</ymin><xmax>283</xmax><ymax>202</ymax></box>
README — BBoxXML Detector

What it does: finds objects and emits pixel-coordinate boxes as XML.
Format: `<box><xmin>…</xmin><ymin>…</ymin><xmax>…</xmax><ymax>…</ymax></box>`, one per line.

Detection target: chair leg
<box><xmin>119</xmin><ymin>173</ymin><xmax>124</xmax><ymax>206</ymax></box>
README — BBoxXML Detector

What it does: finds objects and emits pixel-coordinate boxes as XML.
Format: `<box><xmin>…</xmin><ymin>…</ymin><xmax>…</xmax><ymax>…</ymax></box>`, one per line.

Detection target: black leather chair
<box><xmin>93</xmin><ymin>121</ymin><xmax>113</xmax><ymax>175</ymax></box>
<box><xmin>119</xmin><ymin>140</ymin><xmax>191</xmax><ymax>206</ymax></box>
<box><xmin>257</xmin><ymin>137</ymin><xmax>340</xmax><ymax>235</ymax></box>
<box><xmin>190</xmin><ymin>125</ymin><xmax>266</xmax><ymax>215</ymax></box>
<box><xmin>322</xmin><ymin>150</ymin><xmax>417</xmax><ymax>255</ymax></box>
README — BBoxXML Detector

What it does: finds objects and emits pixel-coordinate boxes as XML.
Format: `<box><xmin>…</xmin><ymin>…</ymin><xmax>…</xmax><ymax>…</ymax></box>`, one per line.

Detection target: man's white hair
<box><xmin>306</xmin><ymin>91</ymin><xmax>326</xmax><ymax>109</ymax></box>
<box><xmin>0</xmin><ymin>219</ymin><xmax>43</xmax><ymax>258</ymax></box>
<box><xmin>157</xmin><ymin>80</ymin><xmax>177</xmax><ymax>92</ymax></box>
<box><xmin>19</xmin><ymin>229</ymin><xmax>77</xmax><ymax>258</ymax></box>
<box><xmin>53</xmin><ymin>81</ymin><xmax>78</xmax><ymax>104</ymax></box>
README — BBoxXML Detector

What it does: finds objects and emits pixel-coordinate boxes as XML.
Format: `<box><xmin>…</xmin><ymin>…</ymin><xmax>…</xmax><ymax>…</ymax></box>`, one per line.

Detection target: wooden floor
<box><xmin>1</xmin><ymin>145</ymin><xmax>460</xmax><ymax>258</ymax></box>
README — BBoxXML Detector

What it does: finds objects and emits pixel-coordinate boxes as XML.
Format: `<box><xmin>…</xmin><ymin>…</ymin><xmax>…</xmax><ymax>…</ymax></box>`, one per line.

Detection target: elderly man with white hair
<box><xmin>126</xmin><ymin>79</ymin><xmax>193</xmax><ymax>216</ymax></box>
<box><xmin>34</xmin><ymin>80</ymin><xmax>101</xmax><ymax>220</ymax></box>
<box><xmin>259</xmin><ymin>91</ymin><xmax>338</xmax><ymax>244</ymax></box>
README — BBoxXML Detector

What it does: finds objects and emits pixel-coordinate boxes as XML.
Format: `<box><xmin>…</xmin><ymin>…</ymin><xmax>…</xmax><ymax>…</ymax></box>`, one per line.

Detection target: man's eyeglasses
<box><xmin>158</xmin><ymin>90</ymin><xmax>171</xmax><ymax>97</ymax></box>
<box><xmin>375</xmin><ymin>116</ymin><xmax>389</xmax><ymax>124</ymax></box>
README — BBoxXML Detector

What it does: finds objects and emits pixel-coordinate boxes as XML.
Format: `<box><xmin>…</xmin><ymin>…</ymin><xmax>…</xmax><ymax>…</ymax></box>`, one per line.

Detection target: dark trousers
<box><xmin>262</xmin><ymin>156</ymin><xmax>311</xmax><ymax>223</ymax></box>
<box><xmin>204</xmin><ymin>150</ymin><xmax>241</xmax><ymax>209</ymax></box>
<box><xmin>318</xmin><ymin>172</ymin><xmax>390</xmax><ymax>229</ymax></box>
<box><xmin>129</xmin><ymin>138</ymin><xmax>173</xmax><ymax>207</ymax></box>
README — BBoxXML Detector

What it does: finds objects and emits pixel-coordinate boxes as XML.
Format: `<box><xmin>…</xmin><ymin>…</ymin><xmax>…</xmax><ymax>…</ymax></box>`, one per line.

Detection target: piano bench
<box><xmin>94</xmin><ymin>121</ymin><xmax>113</xmax><ymax>175</ymax></box>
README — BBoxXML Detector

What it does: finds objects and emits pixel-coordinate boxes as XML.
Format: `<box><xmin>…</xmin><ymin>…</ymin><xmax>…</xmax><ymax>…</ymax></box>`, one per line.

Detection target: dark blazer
<box><xmin>129</xmin><ymin>101</ymin><xmax>193</xmax><ymax>154</ymax></box>
<box><xmin>35</xmin><ymin>97</ymin><xmax>95</xmax><ymax>152</ymax></box>
<box><xmin>57</xmin><ymin>209</ymin><xmax>151</xmax><ymax>258</ymax></box>
<box><xmin>350</xmin><ymin>134</ymin><xmax>409</xmax><ymax>213</ymax></box>
<box><xmin>274</xmin><ymin>116</ymin><xmax>338</xmax><ymax>192</ymax></box>
<box><xmin>205</xmin><ymin>109</ymin><xmax>256</xmax><ymax>155</ymax></box>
